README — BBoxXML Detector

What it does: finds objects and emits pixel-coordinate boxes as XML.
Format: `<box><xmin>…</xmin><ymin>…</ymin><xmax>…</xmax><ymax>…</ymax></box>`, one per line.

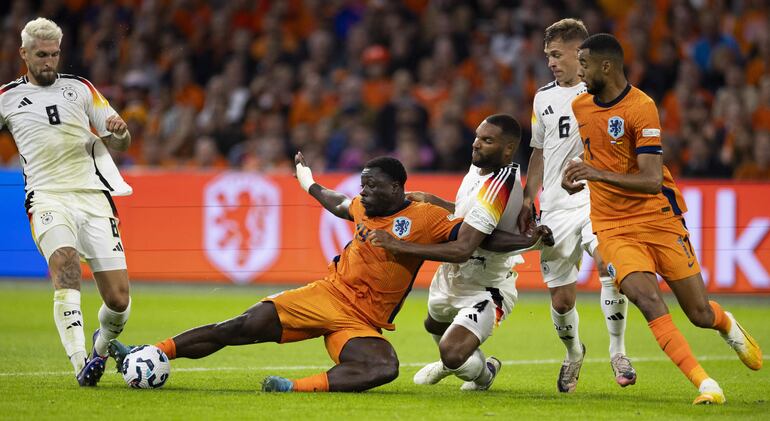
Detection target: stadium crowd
<box><xmin>0</xmin><ymin>0</ymin><xmax>768</xmax><ymax>179</ymax></box>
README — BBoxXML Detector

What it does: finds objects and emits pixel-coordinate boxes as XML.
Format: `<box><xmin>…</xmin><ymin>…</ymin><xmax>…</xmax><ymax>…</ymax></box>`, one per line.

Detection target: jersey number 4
<box><xmin>46</xmin><ymin>105</ymin><xmax>61</xmax><ymax>125</ymax></box>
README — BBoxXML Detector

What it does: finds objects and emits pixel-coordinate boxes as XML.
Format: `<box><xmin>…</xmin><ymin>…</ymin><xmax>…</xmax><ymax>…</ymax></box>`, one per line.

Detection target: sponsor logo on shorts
<box><xmin>392</xmin><ymin>217</ymin><xmax>412</xmax><ymax>238</ymax></box>
<box><xmin>40</xmin><ymin>211</ymin><xmax>53</xmax><ymax>225</ymax></box>
<box><xmin>203</xmin><ymin>173</ymin><xmax>281</xmax><ymax>284</ymax></box>
<box><xmin>607</xmin><ymin>262</ymin><xmax>617</xmax><ymax>280</ymax></box>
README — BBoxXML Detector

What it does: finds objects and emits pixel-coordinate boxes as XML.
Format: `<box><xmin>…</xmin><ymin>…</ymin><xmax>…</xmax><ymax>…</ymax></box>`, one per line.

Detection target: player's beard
<box><xmin>33</xmin><ymin>68</ymin><xmax>57</xmax><ymax>86</ymax></box>
<box><xmin>585</xmin><ymin>77</ymin><xmax>605</xmax><ymax>96</ymax></box>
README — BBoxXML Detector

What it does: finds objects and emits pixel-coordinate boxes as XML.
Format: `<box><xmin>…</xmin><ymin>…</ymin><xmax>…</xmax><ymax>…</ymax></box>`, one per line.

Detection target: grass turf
<box><xmin>0</xmin><ymin>280</ymin><xmax>768</xmax><ymax>420</ymax></box>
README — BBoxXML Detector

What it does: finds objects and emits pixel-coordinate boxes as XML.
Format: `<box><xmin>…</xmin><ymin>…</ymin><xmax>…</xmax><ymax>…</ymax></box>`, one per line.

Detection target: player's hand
<box><xmin>294</xmin><ymin>151</ymin><xmax>316</xmax><ymax>192</ymax></box>
<box><xmin>517</xmin><ymin>201</ymin><xmax>535</xmax><ymax>235</ymax></box>
<box><xmin>562</xmin><ymin>160</ymin><xmax>590</xmax><ymax>195</ymax></box>
<box><xmin>106</xmin><ymin>115</ymin><xmax>128</xmax><ymax>137</ymax></box>
<box><xmin>369</xmin><ymin>229</ymin><xmax>400</xmax><ymax>253</ymax></box>
<box><xmin>406</xmin><ymin>191</ymin><xmax>428</xmax><ymax>202</ymax></box>
<box><xmin>535</xmin><ymin>225</ymin><xmax>555</xmax><ymax>247</ymax></box>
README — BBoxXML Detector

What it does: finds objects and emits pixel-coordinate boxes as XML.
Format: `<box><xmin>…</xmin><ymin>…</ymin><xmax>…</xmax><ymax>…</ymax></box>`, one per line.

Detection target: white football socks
<box><xmin>447</xmin><ymin>349</ymin><xmax>490</xmax><ymax>383</ymax></box>
<box><xmin>53</xmin><ymin>289</ymin><xmax>86</xmax><ymax>373</ymax></box>
<box><xmin>600</xmin><ymin>276</ymin><xmax>628</xmax><ymax>357</ymax></box>
<box><xmin>94</xmin><ymin>298</ymin><xmax>131</xmax><ymax>357</ymax></box>
<box><xmin>551</xmin><ymin>305</ymin><xmax>583</xmax><ymax>361</ymax></box>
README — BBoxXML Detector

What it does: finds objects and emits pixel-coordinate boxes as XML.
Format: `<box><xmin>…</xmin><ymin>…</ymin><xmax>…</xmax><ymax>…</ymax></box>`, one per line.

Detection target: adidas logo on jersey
<box><xmin>17</xmin><ymin>97</ymin><xmax>32</xmax><ymax>108</ymax></box>
<box><xmin>113</xmin><ymin>242</ymin><xmax>124</xmax><ymax>252</ymax></box>
<box><xmin>466</xmin><ymin>314</ymin><xmax>478</xmax><ymax>323</ymax></box>
<box><xmin>541</xmin><ymin>105</ymin><xmax>555</xmax><ymax>116</ymax></box>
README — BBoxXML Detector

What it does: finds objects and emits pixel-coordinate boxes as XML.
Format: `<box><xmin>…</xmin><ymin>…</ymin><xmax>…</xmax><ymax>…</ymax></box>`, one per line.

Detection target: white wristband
<box><xmin>296</xmin><ymin>163</ymin><xmax>316</xmax><ymax>192</ymax></box>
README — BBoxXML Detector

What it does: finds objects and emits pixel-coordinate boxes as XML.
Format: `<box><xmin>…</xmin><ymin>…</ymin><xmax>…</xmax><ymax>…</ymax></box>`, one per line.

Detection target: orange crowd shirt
<box><xmin>326</xmin><ymin>196</ymin><xmax>462</xmax><ymax>331</ymax></box>
<box><xmin>571</xmin><ymin>84</ymin><xmax>687</xmax><ymax>232</ymax></box>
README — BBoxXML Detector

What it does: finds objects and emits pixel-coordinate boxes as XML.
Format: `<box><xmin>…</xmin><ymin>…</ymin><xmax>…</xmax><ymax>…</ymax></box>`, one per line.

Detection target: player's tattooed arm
<box><xmin>406</xmin><ymin>191</ymin><xmax>455</xmax><ymax>213</ymax></box>
<box><xmin>102</xmin><ymin>114</ymin><xmax>131</xmax><ymax>151</ymax></box>
<box><xmin>480</xmin><ymin>225</ymin><xmax>554</xmax><ymax>252</ymax></box>
<box><xmin>295</xmin><ymin>152</ymin><xmax>352</xmax><ymax>221</ymax></box>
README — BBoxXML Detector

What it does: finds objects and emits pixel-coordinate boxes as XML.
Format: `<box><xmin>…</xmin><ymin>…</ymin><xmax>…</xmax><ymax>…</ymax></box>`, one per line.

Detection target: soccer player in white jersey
<box><xmin>371</xmin><ymin>114</ymin><xmax>554</xmax><ymax>391</ymax></box>
<box><xmin>0</xmin><ymin>18</ymin><xmax>133</xmax><ymax>386</ymax></box>
<box><xmin>519</xmin><ymin>18</ymin><xmax>635</xmax><ymax>392</ymax></box>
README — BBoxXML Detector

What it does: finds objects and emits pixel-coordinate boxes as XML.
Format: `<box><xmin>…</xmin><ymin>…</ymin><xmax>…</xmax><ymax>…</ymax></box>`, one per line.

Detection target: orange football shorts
<box><xmin>597</xmin><ymin>216</ymin><xmax>701</xmax><ymax>286</ymax></box>
<box><xmin>262</xmin><ymin>279</ymin><xmax>386</xmax><ymax>364</ymax></box>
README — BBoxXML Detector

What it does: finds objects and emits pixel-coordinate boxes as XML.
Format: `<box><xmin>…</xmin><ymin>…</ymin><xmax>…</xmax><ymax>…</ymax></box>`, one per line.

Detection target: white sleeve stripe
<box><xmin>482</xmin><ymin>166</ymin><xmax>512</xmax><ymax>204</ymax></box>
<box><xmin>481</xmin><ymin>167</ymin><xmax>507</xmax><ymax>203</ymax></box>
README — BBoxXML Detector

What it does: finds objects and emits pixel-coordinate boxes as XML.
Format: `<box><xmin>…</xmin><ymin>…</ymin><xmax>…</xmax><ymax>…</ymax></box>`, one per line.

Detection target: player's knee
<box><xmin>372</xmin><ymin>358</ymin><xmax>399</xmax><ymax>385</ymax></box>
<box><xmin>438</xmin><ymin>343</ymin><xmax>468</xmax><ymax>370</ymax></box>
<box><xmin>103</xmin><ymin>294</ymin><xmax>130</xmax><ymax>312</ymax></box>
<box><xmin>628</xmin><ymin>291</ymin><xmax>665</xmax><ymax>319</ymax></box>
<box><xmin>551</xmin><ymin>300</ymin><xmax>574</xmax><ymax>314</ymax></box>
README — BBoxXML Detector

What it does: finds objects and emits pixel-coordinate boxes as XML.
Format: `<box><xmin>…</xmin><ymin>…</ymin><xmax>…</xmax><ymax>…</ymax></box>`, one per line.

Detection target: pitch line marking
<box><xmin>0</xmin><ymin>355</ymin><xmax>754</xmax><ymax>377</ymax></box>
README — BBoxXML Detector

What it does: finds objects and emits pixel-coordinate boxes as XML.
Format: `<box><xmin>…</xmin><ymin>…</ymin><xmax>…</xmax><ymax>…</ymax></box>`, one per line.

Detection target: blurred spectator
<box><xmin>734</xmin><ymin>131</ymin><xmax>770</xmax><ymax>180</ymax></box>
<box><xmin>0</xmin><ymin>0</ymin><xmax>766</xmax><ymax>180</ymax></box>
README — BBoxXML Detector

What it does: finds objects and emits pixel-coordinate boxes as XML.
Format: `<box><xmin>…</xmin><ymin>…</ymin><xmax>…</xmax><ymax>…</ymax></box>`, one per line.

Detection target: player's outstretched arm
<box><xmin>563</xmin><ymin>154</ymin><xmax>662</xmax><ymax>194</ymax></box>
<box><xmin>369</xmin><ymin>223</ymin><xmax>486</xmax><ymax>263</ymax></box>
<box><xmin>102</xmin><ymin>114</ymin><xmax>131</xmax><ymax>151</ymax></box>
<box><xmin>406</xmin><ymin>191</ymin><xmax>455</xmax><ymax>213</ymax></box>
<box><xmin>295</xmin><ymin>152</ymin><xmax>352</xmax><ymax>221</ymax></box>
<box><xmin>480</xmin><ymin>225</ymin><xmax>554</xmax><ymax>252</ymax></box>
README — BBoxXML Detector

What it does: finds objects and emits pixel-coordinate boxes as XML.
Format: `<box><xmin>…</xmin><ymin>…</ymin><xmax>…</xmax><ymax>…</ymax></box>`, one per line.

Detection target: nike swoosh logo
<box><xmin>578</xmin><ymin>123</ymin><xmax>586</xmax><ymax>128</ymax></box>
<box><xmin>688</xmin><ymin>261</ymin><xmax>695</xmax><ymax>268</ymax></box>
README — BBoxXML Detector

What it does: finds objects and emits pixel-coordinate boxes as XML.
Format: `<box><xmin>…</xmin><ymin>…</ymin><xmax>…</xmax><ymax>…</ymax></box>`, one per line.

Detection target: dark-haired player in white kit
<box><xmin>520</xmin><ymin>19</ymin><xmax>635</xmax><ymax>392</ymax></box>
<box><xmin>0</xmin><ymin>17</ymin><xmax>133</xmax><ymax>386</ymax></box>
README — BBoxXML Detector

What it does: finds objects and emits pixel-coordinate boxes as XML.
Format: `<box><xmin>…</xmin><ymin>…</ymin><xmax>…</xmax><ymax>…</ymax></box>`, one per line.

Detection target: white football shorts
<box><xmin>539</xmin><ymin>203</ymin><xmax>598</xmax><ymax>288</ymax></box>
<box><xmin>427</xmin><ymin>265</ymin><xmax>518</xmax><ymax>343</ymax></box>
<box><xmin>27</xmin><ymin>190</ymin><xmax>127</xmax><ymax>272</ymax></box>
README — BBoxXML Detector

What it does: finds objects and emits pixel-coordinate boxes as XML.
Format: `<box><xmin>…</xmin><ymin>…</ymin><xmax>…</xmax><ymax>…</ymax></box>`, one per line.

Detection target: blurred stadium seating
<box><xmin>0</xmin><ymin>0</ymin><xmax>768</xmax><ymax>177</ymax></box>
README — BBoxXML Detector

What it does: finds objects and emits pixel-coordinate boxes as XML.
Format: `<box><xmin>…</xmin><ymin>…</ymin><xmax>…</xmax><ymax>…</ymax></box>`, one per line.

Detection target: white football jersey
<box><xmin>440</xmin><ymin>163</ymin><xmax>526</xmax><ymax>288</ymax></box>
<box><xmin>0</xmin><ymin>74</ymin><xmax>121</xmax><ymax>194</ymax></box>
<box><xmin>531</xmin><ymin>80</ymin><xmax>590</xmax><ymax>211</ymax></box>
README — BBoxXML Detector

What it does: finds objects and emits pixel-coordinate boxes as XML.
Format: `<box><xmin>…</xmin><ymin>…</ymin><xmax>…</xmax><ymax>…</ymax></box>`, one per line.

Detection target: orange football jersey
<box><xmin>571</xmin><ymin>85</ymin><xmax>687</xmax><ymax>232</ymax></box>
<box><xmin>327</xmin><ymin>196</ymin><xmax>462</xmax><ymax>330</ymax></box>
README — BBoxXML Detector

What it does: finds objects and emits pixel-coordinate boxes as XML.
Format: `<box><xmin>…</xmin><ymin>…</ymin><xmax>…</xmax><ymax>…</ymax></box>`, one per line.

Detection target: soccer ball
<box><xmin>121</xmin><ymin>345</ymin><xmax>170</xmax><ymax>389</ymax></box>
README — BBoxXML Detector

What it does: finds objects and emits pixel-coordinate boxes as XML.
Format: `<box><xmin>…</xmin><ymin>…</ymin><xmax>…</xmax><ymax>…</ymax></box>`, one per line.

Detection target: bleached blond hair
<box><xmin>21</xmin><ymin>17</ymin><xmax>63</xmax><ymax>49</ymax></box>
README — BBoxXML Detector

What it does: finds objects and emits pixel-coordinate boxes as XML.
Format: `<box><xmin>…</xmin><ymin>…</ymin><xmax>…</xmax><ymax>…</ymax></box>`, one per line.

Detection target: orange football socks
<box><xmin>292</xmin><ymin>372</ymin><xmax>329</xmax><ymax>392</ymax></box>
<box><xmin>155</xmin><ymin>338</ymin><xmax>177</xmax><ymax>360</ymax></box>
<box><xmin>648</xmin><ymin>314</ymin><xmax>709</xmax><ymax>388</ymax></box>
<box><xmin>709</xmin><ymin>300</ymin><xmax>731</xmax><ymax>334</ymax></box>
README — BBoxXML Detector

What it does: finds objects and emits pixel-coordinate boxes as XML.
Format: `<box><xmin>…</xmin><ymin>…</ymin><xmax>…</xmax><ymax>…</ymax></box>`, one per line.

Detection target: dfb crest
<box><xmin>204</xmin><ymin>173</ymin><xmax>280</xmax><ymax>284</ymax></box>
<box><xmin>607</xmin><ymin>116</ymin><xmax>625</xmax><ymax>141</ymax></box>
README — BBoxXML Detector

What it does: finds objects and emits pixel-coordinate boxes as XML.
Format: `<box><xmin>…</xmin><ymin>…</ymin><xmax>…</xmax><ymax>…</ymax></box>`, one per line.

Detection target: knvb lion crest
<box><xmin>203</xmin><ymin>173</ymin><xmax>280</xmax><ymax>284</ymax></box>
<box><xmin>608</xmin><ymin>116</ymin><xmax>625</xmax><ymax>142</ymax></box>
<box><xmin>392</xmin><ymin>217</ymin><xmax>412</xmax><ymax>238</ymax></box>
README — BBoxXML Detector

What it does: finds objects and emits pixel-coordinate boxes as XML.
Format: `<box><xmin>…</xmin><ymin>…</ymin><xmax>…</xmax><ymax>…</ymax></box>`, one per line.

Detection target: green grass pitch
<box><xmin>1</xmin><ymin>280</ymin><xmax>768</xmax><ymax>420</ymax></box>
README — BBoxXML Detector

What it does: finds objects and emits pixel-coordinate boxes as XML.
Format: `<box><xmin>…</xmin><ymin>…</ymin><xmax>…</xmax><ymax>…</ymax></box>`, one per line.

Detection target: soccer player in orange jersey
<box><xmin>562</xmin><ymin>33</ymin><xmax>762</xmax><ymax>405</ymax></box>
<box><xmin>109</xmin><ymin>154</ymin><xmax>464</xmax><ymax>393</ymax></box>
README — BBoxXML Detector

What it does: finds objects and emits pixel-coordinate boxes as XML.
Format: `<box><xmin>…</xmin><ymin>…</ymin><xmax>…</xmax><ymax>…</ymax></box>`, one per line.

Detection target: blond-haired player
<box><xmin>0</xmin><ymin>17</ymin><xmax>133</xmax><ymax>386</ymax></box>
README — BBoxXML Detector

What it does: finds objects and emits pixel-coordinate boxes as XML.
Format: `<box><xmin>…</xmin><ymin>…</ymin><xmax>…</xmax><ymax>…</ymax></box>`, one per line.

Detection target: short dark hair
<box><xmin>364</xmin><ymin>156</ymin><xmax>407</xmax><ymax>187</ymax></box>
<box><xmin>579</xmin><ymin>33</ymin><xmax>624</xmax><ymax>62</ymax></box>
<box><xmin>544</xmin><ymin>18</ymin><xmax>589</xmax><ymax>45</ymax></box>
<box><xmin>484</xmin><ymin>114</ymin><xmax>521</xmax><ymax>143</ymax></box>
